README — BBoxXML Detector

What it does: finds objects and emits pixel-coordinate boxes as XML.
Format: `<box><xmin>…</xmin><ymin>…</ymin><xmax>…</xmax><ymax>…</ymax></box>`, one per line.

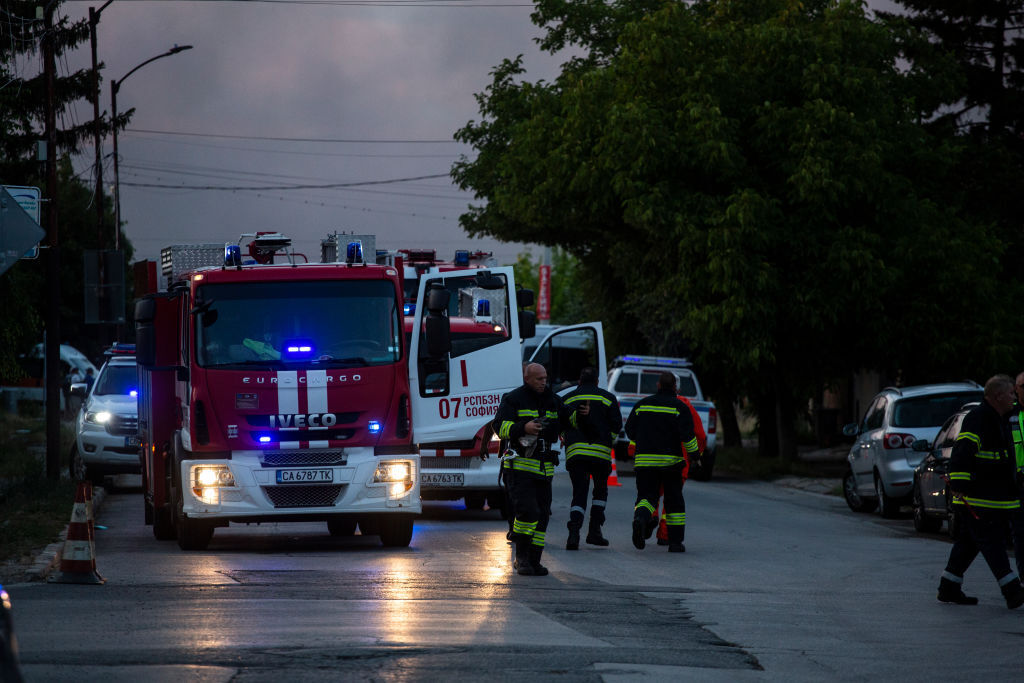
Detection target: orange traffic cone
<box><xmin>48</xmin><ymin>482</ymin><xmax>105</xmax><ymax>585</ymax></box>
<box><xmin>608</xmin><ymin>455</ymin><xmax>621</xmax><ymax>487</ymax></box>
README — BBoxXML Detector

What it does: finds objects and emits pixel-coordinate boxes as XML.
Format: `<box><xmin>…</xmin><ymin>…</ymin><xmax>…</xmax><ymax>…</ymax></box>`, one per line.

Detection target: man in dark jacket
<box><xmin>939</xmin><ymin>374</ymin><xmax>1024</xmax><ymax>608</ymax></box>
<box><xmin>493</xmin><ymin>363</ymin><xmax>586</xmax><ymax>576</ymax></box>
<box><xmin>562</xmin><ymin>367</ymin><xmax>623</xmax><ymax>550</ymax></box>
<box><xmin>624</xmin><ymin>371</ymin><xmax>699</xmax><ymax>553</ymax></box>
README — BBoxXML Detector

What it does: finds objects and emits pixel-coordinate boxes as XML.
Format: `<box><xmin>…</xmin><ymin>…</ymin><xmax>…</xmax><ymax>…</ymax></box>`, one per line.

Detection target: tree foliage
<box><xmin>454</xmin><ymin>0</ymin><xmax>1002</xmax><ymax>458</ymax></box>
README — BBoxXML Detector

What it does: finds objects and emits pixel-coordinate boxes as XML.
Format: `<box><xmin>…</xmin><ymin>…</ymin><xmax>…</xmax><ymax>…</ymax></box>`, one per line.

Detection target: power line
<box><xmin>127</xmin><ymin>127</ymin><xmax>459</xmax><ymax>143</ymax></box>
<box><xmin>120</xmin><ymin>171</ymin><xmax>451</xmax><ymax>191</ymax></box>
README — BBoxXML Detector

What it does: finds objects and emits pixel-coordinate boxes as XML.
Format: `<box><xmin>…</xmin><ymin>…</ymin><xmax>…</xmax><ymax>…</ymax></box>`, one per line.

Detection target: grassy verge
<box><xmin>0</xmin><ymin>413</ymin><xmax>78</xmax><ymax>567</ymax></box>
<box><xmin>713</xmin><ymin>445</ymin><xmax>841</xmax><ymax>482</ymax></box>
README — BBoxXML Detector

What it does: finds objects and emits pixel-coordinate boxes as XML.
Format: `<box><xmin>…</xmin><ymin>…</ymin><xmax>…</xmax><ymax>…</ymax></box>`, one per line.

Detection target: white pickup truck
<box><xmin>609</xmin><ymin>355</ymin><xmax>718</xmax><ymax>480</ymax></box>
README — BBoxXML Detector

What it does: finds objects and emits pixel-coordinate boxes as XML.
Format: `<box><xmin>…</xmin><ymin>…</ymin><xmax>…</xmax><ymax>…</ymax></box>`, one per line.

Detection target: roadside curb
<box><xmin>27</xmin><ymin>485</ymin><xmax>107</xmax><ymax>582</ymax></box>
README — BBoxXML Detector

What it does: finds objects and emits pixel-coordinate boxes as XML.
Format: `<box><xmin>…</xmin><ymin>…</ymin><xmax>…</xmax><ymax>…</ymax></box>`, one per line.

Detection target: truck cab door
<box><xmin>526</xmin><ymin>323</ymin><xmax>608</xmax><ymax>395</ymax></box>
<box><xmin>409</xmin><ymin>266</ymin><xmax>524</xmax><ymax>446</ymax></box>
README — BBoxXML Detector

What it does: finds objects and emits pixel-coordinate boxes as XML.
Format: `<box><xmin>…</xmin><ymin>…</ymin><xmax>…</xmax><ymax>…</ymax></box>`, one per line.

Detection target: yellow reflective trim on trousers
<box><xmin>957</xmin><ymin>432</ymin><xmax>980</xmax><ymax>446</ymax></box>
<box><xmin>635</xmin><ymin>453</ymin><xmax>685</xmax><ymax>467</ymax></box>
<box><xmin>498</xmin><ymin>420</ymin><xmax>514</xmax><ymax>438</ymax></box>
<box><xmin>513</xmin><ymin>519</ymin><xmax>537</xmax><ymax>535</ymax></box>
<box><xmin>566</xmin><ymin>394</ymin><xmax>612</xmax><ymax>407</ymax></box>
<box><xmin>509</xmin><ymin>457</ymin><xmax>544</xmax><ymax>475</ymax></box>
<box><xmin>954</xmin><ymin>497</ymin><xmax>1021</xmax><ymax>509</ymax></box>
<box><xmin>636</xmin><ymin>406</ymin><xmax>679</xmax><ymax>415</ymax></box>
<box><xmin>531</xmin><ymin>531</ymin><xmax>546</xmax><ymax>547</ymax></box>
<box><xmin>665</xmin><ymin>512</ymin><xmax>686</xmax><ymax>526</ymax></box>
<box><xmin>635</xmin><ymin>499</ymin><xmax>656</xmax><ymax>514</ymax></box>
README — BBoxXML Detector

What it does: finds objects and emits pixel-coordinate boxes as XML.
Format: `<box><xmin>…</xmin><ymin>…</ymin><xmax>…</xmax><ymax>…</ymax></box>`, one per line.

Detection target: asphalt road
<box><xmin>6</xmin><ymin>472</ymin><xmax>1024</xmax><ymax>682</ymax></box>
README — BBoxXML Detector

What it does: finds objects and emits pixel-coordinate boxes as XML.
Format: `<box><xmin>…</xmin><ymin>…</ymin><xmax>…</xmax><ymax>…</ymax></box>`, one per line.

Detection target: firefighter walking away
<box><xmin>562</xmin><ymin>367</ymin><xmax>622</xmax><ymax>549</ymax></box>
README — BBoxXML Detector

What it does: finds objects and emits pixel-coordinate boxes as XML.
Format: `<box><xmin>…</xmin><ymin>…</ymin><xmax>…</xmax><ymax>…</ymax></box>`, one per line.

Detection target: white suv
<box><xmin>70</xmin><ymin>345</ymin><xmax>141</xmax><ymax>484</ymax></box>
<box><xmin>842</xmin><ymin>382</ymin><xmax>983</xmax><ymax>518</ymax></box>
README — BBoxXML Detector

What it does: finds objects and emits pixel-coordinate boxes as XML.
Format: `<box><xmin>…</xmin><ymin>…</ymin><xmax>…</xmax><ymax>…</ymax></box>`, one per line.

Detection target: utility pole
<box><xmin>89</xmin><ymin>4</ymin><xmax>113</xmax><ymax>251</ymax></box>
<box><xmin>43</xmin><ymin>3</ymin><xmax>62</xmax><ymax>481</ymax></box>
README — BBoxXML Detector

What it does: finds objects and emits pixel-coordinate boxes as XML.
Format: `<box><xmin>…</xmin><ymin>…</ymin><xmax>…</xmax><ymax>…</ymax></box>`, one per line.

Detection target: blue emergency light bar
<box><xmin>346</xmin><ymin>241</ymin><xmax>363</xmax><ymax>264</ymax></box>
<box><xmin>454</xmin><ymin>250</ymin><xmax>470</xmax><ymax>266</ymax></box>
<box><xmin>283</xmin><ymin>339</ymin><xmax>315</xmax><ymax>360</ymax></box>
<box><xmin>614</xmin><ymin>355</ymin><xmax>692</xmax><ymax>368</ymax></box>
<box><xmin>224</xmin><ymin>244</ymin><xmax>242</xmax><ymax>267</ymax></box>
<box><xmin>477</xmin><ymin>300</ymin><xmax>491</xmax><ymax>316</ymax></box>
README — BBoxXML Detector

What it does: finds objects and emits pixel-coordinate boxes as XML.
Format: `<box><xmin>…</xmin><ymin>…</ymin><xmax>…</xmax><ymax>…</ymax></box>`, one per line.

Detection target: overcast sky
<box><xmin>57</xmin><ymin>0</ymin><xmax>567</xmax><ymax>267</ymax></box>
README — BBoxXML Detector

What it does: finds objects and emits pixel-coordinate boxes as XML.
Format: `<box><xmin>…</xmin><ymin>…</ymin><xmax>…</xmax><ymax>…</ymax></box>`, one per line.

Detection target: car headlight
<box><xmin>84</xmin><ymin>410</ymin><xmax>112</xmax><ymax>425</ymax></box>
<box><xmin>373</xmin><ymin>459</ymin><xmax>415</xmax><ymax>497</ymax></box>
<box><xmin>191</xmin><ymin>465</ymin><xmax>236</xmax><ymax>504</ymax></box>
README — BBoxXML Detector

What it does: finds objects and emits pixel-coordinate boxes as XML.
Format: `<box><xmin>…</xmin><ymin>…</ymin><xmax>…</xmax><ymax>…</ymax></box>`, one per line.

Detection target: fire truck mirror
<box><xmin>425</xmin><ymin>283</ymin><xmax>450</xmax><ymax>313</ymax></box>
<box><xmin>518</xmin><ymin>310</ymin><xmax>536</xmax><ymax>340</ymax></box>
<box><xmin>516</xmin><ymin>287</ymin><xmax>535</xmax><ymax>308</ymax></box>
<box><xmin>474</xmin><ymin>271</ymin><xmax>504</xmax><ymax>290</ymax></box>
<box><xmin>424</xmin><ymin>315</ymin><xmax>451</xmax><ymax>358</ymax></box>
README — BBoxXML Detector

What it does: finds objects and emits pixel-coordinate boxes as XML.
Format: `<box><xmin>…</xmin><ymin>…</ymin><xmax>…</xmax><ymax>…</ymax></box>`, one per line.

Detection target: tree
<box><xmin>454</xmin><ymin>0</ymin><xmax>996</xmax><ymax>459</ymax></box>
<box><xmin>0</xmin><ymin>1</ymin><xmax>128</xmax><ymax>380</ymax></box>
<box><xmin>511</xmin><ymin>248</ymin><xmax>590</xmax><ymax>327</ymax></box>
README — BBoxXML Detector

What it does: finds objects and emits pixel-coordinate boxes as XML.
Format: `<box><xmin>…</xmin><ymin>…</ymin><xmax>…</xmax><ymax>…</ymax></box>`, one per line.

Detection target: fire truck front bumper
<box><xmin>178</xmin><ymin>450</ymin><xmax>421</xmax><ymax>520</ymax></box>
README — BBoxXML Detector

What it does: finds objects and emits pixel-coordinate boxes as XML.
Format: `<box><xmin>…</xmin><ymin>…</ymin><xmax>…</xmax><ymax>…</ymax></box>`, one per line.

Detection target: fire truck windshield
<box><xmin>194</xmin><ymin>280</ymin><xmax>401</xmax><ymax>369</ymax></box>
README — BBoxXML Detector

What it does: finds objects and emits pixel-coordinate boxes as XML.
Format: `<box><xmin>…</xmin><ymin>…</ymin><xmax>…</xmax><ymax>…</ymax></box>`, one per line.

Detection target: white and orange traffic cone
<box><xmin>608</xmin><ymin>456</ymin><xmax>621</xmax><ymax>487</ymax></box>
<box><xmin>48</xmin><ymin>482</ymin><xmax>105</xmax><ymax>585</ymax></box>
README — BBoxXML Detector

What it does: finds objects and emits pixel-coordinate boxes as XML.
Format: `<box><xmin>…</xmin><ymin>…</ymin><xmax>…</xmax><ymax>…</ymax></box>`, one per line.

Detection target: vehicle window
<box><xmin>933</xmin><ymin>417</ymin><xmax>955</xmax><ymax>450</ymax></box>
<box><xmin>863</xmin><ymin>396</ymin><xmax>887</xmax><ymax>431</ymax></box>
<box><xmin>194</xmin><ymin>280</ymin><xmax>401</xmax><ymax>369</ymax></box>
<box><xmin>938</xmin><ymin>414</ymin><xmax>965</xmax><ymax>451</ymax></box>
<box><xmin>531</xmin><ymin>327</ymin><xmax>599</xmax><ymax>392</ymax></box>
<box><xmin>676</xmin><ymin>375</ymin><xmax>698</xmax><ymax>397</ymax></box>
<box><xmin>94</xmin><ymin>364</ymin><xmax>137</xmax><ymax>396</ymax></box>
<box><xmin>613</xmin><ymin>371</ymin><xmax>638</xmax><ymax>393</ymax></box>
<box><xmin>640</xmin><ymin>371</ymin><xmax>661</xmax><ymax>395</ymax></box>
<box><xmin>892</xmin><ymin>392</ymin><xmax>984</xmax><ymax>429</ymax></box>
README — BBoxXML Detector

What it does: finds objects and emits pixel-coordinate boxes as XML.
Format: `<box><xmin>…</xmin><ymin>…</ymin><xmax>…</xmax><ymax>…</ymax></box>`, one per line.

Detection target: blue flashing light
<box><xmin>129</xmin><ymin>389</ymin><xmax>138</xmax><ymax>398</ymax></box>
<box><xmin>454</xmin><ymin>249</ymin><xmax>470</xmax><ymax>266</ymax></box>
<box><xmin>476</xmin><ymin>299</ymin><xmax>491</xmax><ymax>316</ymax></box>
<box><xmin>224</xmin><ymin>244</ymin><xmax>242</xmax><ymax>267</ymax></box>
<box><xmin>258</xmin><ymin>435</ymin><xmax>272</xmax><ymax>444</ymax></box>
<box><xmin>403</xmin><ymin>303</ymin><xmax>415</xmax><ymax>316</ymax></box>
<box><xmin>283</xmin><ymin>339</ymin><xmax>315</xmax><ymax>360</ymax></box>
<box><xmin>368</xmin><ymin>420</ymin><xmax>383</xmax><ymax>434</ymax></box>
<box><xmin>346</xmin><ymin>241</ymin><xmax>364</xmax><ymax>264</ymax></box>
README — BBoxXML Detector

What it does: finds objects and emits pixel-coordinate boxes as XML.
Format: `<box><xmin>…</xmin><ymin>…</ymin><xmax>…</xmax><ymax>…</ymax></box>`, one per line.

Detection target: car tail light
<box><xmin>707</xmin><ymin>408</ymin><xmax>717</xmax><ymax>434</ymax></box>
<box><xmin>883</xmin><ymin>432</ymin><xmax>915</xmax><ymax>449</ymax></box>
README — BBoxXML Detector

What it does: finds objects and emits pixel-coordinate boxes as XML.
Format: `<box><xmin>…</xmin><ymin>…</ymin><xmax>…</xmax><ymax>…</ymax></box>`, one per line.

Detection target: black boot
<box><xmin>514</xmin><ymin>539</ymin><xmax>537</xmax><ymax>575</ymax></box>
<box><xmin>585</xmin><ymin>519</ymin><xmax>609</xmax><ymax>546</ymax></box>
<box><xmin>566</xmin><ymin>521</ymin><xmax>581</xmax><ymax>550</ymax></box>
<box><xmin>668</xmin><ymin>524</ymin><xmax>686</xmax><ymax>553</ymax></box>
<box><xmin>632</xmin><ymin>512</ymin><xmax>648</xmax><ymax>550</ymax></box>
<box><xmin>1001</xmin><ymin>577</ymin><xmax>1024</xmax><ymax>609</ymax></box>
<box><xmin>528</xmin><ymin>546</ymin><xmax>549</xmax><ymax>576</ymax></box>
<box><xmin>937</xmin><ymin>577</ymin><xmax>977</xmax><ymax>605</ymax></box>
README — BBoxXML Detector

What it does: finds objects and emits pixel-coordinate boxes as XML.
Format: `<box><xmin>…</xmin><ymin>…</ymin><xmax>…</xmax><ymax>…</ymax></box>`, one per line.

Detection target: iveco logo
<box><xmin>242</xmin><ymin>374</ymin><xmax>361</xmax><ymax>384</ymax></box>
<box><xmin>270</xmin><ymin>413</ymin><xmax>339</xmax><ymax>428</ymax></box>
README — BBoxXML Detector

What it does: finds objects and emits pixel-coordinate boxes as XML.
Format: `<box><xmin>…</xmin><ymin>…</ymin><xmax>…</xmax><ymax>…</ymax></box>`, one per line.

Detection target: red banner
<box><xmin>538</xmin><ymin>264</ymin><xmax>551</xmax><ymax>323</ymax></box>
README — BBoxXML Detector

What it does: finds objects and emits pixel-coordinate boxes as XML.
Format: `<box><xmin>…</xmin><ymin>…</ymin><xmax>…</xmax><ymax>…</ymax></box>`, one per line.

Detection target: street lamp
<box><xmin>111</xmin><ymin>44</ymin><xmax>192</xmax><ymax>251</ymax></box>
<box><xmin>89</xmin><ymin>1</ymin><xmax>114</xmax><ymax>251</ymax></box>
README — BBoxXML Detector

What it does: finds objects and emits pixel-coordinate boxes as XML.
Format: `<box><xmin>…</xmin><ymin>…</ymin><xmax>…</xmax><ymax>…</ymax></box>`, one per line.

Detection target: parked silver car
<box><xmin>911</xmin><ymin>403</ymin><xmax>979</xmax><ymax>536</ymax></box>
<box><xmin>842</xmin><ymin>382</ymin><xmax>983</xmax><ymax>518</ymax></box>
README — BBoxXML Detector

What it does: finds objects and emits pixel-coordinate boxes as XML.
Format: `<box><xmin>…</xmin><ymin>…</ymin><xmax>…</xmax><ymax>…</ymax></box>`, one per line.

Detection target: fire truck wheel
<box><xmin>358</xmin><ymin>517</ymin><xmax>381</xmax><ymax>536</ymax></box>
<box><xmin>378</xmin><ymin>515</ymin><xmax>414</xmax><ymax>547</ymax></box>
<box><xmin>464</xmin><ymin>493</ymin><xmax>486</xmax><ymax>510</ymax></box>
<box><xmin>327</xmin><ymin>519</ymin><xmax>357</xmax><ymax>536</ymax></box>
<box><xmin>153</xmin><ymin>504</ymin><xmax>176</xmax><ymax>541</ymax></box>
<box><xmin>173</xmin><ymin>484</ymin><xmax>213</xmax><ymax>550</ymax></box>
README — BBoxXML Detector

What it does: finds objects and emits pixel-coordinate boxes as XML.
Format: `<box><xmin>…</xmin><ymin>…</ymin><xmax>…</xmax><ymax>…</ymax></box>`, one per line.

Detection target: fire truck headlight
<box><xmin>192</xmin><ymin>465</ymin><xmax>235</xmax><ymax>503</ymax></box>
<box><xmin>374</xmin><ymin>460</ymin><xmax>415</xmax><ymax>497</ymax></box>
<box><xmin>84</xmin><ymin>410</ymin><xmax>112</xmax><ymax>425</ymax></box>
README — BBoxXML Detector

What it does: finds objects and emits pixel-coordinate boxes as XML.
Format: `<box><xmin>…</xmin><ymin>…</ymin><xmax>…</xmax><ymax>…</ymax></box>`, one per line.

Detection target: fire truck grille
<box><xmin>260</xmin><ymin>451</ymin><xmax>348</xmax><ymax>467</ymax></box>
<box><xmin>263</xmin><ymin>484</ymin><xmax>345</xmax><ymax>508</ymax></box>
<box><xmin>421</xmin><ymin>456</ymin><xmax>477</xmax><ymax>470</ymax></box>
<box><xmin>105</xmin><ymin>416</ymin><xmax>138</xmax><ymax>437</ymax></box>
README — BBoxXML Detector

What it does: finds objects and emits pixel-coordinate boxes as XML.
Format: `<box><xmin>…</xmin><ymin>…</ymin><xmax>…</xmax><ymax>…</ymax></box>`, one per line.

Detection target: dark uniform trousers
<box><xmin>567</xmin><ymin>456</ymin><xmax>612</xmax><ymax>530</ymax></box>
<box><xmin>946</xmin><ymin>508</ymin><xmax>1016</xmax><ymax>588</ymax></box>
<box><xmin>635</xmin><ymin>462</ymin><xmax>686</xmax><ymax>545</ymax></box>
<box><xmin>509</xmin><ymin>464</ymin><xmax>554</xmax><ymax>550</ymax></box>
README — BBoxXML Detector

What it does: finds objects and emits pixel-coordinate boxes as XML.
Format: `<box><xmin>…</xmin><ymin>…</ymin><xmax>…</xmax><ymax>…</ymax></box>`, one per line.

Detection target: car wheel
<box><xmin>912</xmin><ymin>479</ymin><xmax>942</xmax><ymax>533</ymax></box>
<box><xmin>843</xmin><ymin>468</ymin><xmax>878</xmax><ymax>513</ymax></box>
<box><xmin>327</xmin><ymin>519</ymin><xmax>357</xmax><ymax>536</ymax></box>
<box><xmin>464</xmin><ymin>493</ymin><xmax>486</xmax><ymax>510</ymax></box>
<box><xmin>875</xmin><ymin>474</ymin><xmax>901</xmax><ymax>519</ymax></box>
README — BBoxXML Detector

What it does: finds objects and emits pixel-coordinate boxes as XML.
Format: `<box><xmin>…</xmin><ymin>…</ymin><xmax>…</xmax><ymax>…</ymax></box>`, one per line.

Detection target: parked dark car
<box><xmin>910</xmin><ymin>403</ymin><xmax>979</xmax><ymax>537</ymax></box>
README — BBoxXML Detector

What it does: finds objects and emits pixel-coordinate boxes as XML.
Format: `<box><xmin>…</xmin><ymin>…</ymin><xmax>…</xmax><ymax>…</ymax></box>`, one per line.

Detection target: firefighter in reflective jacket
<box><xmin>625</xmin><ymin>371</ymin><xmax>699</xmax><ymax>553</ymax></box>
<box><xmin>1007</xmin><ymin>370</ymin><xmax>1024</xmax><ymax>580</ymax></box>
<box><xmin>562</xmin><ymin>367</ymin><xmax>623</xmax><ymax>550</ymax></box>
<box><xmin>494</xmin><ymin>363</ymin><xmax>585</xmax><ymax>576</ymax></box>
<box><xmin>939</xmin><ymin>374</ymin><xmax>1024</xmax><ymax>608</ymax></box>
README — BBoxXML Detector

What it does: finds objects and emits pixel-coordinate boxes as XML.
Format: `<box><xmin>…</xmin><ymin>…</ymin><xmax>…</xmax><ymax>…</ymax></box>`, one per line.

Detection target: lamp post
<box><xmin>111</xmin><ymin>44</ymin><xmax>192</xmax><ymax>251</ymax></box>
